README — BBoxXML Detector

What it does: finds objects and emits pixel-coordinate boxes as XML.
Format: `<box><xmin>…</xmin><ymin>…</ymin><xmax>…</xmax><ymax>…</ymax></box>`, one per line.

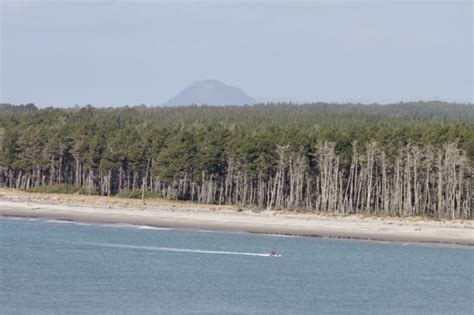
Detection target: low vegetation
<box><xmin>27</xmin><ymin>184</ymin><xmax>88</xmax><ymax>195</ymax></box>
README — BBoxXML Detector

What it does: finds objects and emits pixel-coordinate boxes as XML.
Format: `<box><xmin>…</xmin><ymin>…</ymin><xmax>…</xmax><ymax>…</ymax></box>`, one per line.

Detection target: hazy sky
<box><xmin>1</xmin><ymin>0</ymin><xmax>472</xmax><ymax>106</ymax></box>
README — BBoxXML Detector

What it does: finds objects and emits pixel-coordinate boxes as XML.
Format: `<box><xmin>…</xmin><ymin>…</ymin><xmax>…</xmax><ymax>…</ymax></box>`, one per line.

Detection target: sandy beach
<box><xmin>0</xmin><ymin>189</ymin><xmax>472</xmax><ymax>246</ymax></box>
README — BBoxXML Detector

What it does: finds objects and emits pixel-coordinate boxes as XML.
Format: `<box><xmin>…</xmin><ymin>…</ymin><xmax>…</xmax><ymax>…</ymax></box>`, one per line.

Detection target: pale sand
<box><xmin>0</xmin><ymin>189</ymin><xmax>473</xmax><ymax>246</ymax></box>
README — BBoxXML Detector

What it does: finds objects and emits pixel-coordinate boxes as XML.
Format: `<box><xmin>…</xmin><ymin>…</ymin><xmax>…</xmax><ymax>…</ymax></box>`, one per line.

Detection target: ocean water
<box><xmin>0</xmin><ymin>218</ymin><xmax>473</xmax><ymax>314</ymax></box>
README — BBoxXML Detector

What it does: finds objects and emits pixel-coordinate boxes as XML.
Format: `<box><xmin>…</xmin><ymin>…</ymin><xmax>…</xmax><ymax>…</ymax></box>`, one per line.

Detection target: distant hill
<box><xmin>165</xmin><ymin>80</ymin><xmax>256</xmax><ymax>106</ymax></box>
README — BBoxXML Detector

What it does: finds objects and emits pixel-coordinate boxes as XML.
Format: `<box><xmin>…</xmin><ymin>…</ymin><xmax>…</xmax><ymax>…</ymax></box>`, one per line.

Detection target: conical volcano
<box><xmin>165</xmin><ymin>80</ymin><xmax>256</xmax><ymax>106</ymax></box>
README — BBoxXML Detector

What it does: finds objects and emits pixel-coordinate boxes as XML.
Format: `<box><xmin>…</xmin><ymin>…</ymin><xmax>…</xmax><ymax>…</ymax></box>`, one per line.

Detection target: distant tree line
<box><xmin>0</xmin><ymin>102</ymin><xmax>472</xmax><ymax>219</ymax></box>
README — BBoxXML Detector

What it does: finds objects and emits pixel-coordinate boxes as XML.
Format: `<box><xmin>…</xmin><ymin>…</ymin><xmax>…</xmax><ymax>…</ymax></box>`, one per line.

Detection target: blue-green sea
<box><xmin>1</xmin><ymin>217</ymin><xmax>473</xmax><ymax>314</ymax></box>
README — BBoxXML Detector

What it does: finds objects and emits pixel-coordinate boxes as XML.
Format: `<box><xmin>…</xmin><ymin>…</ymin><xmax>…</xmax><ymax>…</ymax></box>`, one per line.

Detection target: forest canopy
<box><xmin>1</xmin><ymin>102</ymin><xmax>473</xmax><ymax>219</ymax></box>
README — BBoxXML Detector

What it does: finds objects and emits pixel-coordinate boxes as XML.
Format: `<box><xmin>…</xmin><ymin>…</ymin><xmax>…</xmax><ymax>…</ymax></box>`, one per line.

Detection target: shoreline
<box><xmin>1</xmin><ymin>189</ymin><xmax>473</xmax><ymax>246</ymax></box>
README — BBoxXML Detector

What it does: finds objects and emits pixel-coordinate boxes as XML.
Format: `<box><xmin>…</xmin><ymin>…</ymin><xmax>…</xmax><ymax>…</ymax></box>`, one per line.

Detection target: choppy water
<box><xmin>1</xmin><ymin>217</ymin><xmax>473</xmax><ymax>314</ymax></box>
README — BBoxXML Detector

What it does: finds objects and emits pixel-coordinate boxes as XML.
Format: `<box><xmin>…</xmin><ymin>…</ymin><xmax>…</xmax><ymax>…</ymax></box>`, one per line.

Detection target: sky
<box><xmin>1</xmin><ymin>0</ymin><xmax>472</xmax><ymax>107</ymax></box>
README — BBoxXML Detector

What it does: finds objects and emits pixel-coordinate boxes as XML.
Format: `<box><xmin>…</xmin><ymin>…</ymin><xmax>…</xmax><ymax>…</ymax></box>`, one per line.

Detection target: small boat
<box><xmin>270</xmin><ymin>251</ymin><xmax>281</xmax><ymax>257</ymax></box>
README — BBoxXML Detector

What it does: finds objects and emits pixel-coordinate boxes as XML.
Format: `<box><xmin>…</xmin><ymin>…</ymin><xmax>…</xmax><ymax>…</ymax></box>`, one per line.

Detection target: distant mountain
<box><xmin>165</xmin><ymin>80</ymin><xmax>256</xmax><ymax>106</ymax></box>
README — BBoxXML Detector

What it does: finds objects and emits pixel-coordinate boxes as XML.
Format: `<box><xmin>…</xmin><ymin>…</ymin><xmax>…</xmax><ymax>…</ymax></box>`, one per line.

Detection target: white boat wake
<box><xmin>84</xmin><ymin>242</ymin><xmax>280</xmax><ymax>257</ymax></box>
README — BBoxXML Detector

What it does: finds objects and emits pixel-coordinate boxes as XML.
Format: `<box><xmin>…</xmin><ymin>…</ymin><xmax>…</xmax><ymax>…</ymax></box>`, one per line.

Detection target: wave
<box><xmin>45</xmin><ymin>219</ymin><xmax>91</xmax><ymax>226</ymax></box>
<box><xmin>84</xmin><ymin>242</ymin><xmax>279</xmax><ymax>257</ymax></box>
<box><xmin>0</xmin><ymin>216</ymin><xmax>39</xmax><ymax>221</ymax></box>
<box><xmin>22</xmin><ymin>219</ymin><xmax>171</xmax><ymax>231</ymax></box>
<box><xmin>136</xmin><ymin>225</ymin><xmax>171</xmax><ymax>231</ymax></box>
<box><xmin>46</xmin><ymin>219</ymin><xmax>75</xmax><ymax>224</ymax></box>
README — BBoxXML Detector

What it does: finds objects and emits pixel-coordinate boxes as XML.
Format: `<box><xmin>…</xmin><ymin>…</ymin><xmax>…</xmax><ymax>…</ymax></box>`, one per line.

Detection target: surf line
<box><xmin>85</xmin><ymin>242</ymin><xmax>279</xmax><ymax>257</ymax></box>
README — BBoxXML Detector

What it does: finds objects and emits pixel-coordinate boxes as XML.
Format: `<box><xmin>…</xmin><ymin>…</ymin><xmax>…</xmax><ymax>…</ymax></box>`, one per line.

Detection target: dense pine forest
<box><xmin>0</xmin><ymin>102</ymin><xmax>473</xmax><ymax>219</ymax></box>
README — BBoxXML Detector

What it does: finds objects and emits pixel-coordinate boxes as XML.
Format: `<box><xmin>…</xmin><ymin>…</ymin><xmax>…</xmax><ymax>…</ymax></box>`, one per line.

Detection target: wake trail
<box><xmin>84</xmin><ymin>242</ymin><xmax>277</xmax><ymax>257</ymax></box>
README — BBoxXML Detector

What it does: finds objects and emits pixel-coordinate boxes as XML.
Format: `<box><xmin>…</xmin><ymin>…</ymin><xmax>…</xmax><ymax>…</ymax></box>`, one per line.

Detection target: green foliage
<box><xmin>1</xmin><ymin>101</ymin><xmax>473</xmax><ymax>185</ymax></box>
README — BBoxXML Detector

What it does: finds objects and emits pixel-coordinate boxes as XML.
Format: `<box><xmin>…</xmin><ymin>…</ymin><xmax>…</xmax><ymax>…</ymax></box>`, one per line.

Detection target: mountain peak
<box><xmin>194</xmin><ymin>79</ymin><xmax>225</xmax><ymax>86</ymax></box>
<box><xmin>165</xmin><ymin>80</ymin><xmax>256</xmax><ymax>106</ymax></box>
